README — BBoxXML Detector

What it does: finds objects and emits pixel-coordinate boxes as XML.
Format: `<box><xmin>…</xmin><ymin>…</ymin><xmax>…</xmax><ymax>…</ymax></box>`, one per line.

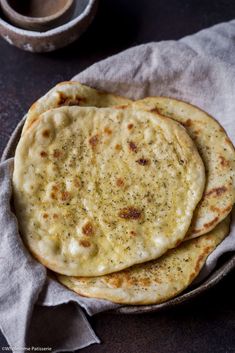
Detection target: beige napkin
<box><xmin>0</xmin><ymin>19</ymin><xmax>235</xmax><ymax>353</ymax></box>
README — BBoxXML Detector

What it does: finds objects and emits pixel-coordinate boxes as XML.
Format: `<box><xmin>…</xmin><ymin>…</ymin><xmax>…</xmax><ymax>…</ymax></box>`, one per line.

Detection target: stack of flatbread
<box><xmin>13</xmin><ymin>82</ymin><xmax>235</xmax><ymax>305</ymax></box>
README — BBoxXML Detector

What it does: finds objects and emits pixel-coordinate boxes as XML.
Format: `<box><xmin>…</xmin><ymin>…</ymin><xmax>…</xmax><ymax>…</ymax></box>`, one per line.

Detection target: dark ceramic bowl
<box><xmin>2</xmin><ymin>117</ymin><xmax>235</xmax><ymax>314</ymax></box>
<box><xmin>0</xmin><ymin>0</ymin><xmax>98</xmax><ymax>52</ymax></box>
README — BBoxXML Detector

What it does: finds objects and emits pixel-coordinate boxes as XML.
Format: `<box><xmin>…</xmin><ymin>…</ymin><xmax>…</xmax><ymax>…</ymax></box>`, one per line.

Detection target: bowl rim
<box><xmin>0</xmin><ymin>0</ymin><xmax>97</xmax><ymax>36</ymax></box>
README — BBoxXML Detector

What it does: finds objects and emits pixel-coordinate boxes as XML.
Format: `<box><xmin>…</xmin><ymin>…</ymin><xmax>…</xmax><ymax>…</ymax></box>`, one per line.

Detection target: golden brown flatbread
<box><xmin>13</xmin><ymin>105</ymin><xmax>205</xmax><ymax>276</ymax></box>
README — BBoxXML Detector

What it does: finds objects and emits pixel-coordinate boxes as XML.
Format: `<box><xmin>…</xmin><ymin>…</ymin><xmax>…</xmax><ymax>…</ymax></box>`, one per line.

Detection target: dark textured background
<box><xmin>0</xmin><ymin>0</ymin><xmax>235</xmax><ymax>352</ymax></box>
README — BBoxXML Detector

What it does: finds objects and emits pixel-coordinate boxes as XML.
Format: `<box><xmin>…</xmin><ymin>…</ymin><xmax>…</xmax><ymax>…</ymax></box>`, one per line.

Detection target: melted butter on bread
<box><xmin>13</xmin><ymin>106</ymin><xmax>205</xmax><ymax>276</ymax></box>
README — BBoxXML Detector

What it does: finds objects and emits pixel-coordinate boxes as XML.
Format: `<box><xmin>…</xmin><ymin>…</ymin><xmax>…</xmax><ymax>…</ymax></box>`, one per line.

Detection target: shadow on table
<box><xmin>46</xmin><ymin>0</ymin><xmax>140</xmax><ymax>61</ymax></box>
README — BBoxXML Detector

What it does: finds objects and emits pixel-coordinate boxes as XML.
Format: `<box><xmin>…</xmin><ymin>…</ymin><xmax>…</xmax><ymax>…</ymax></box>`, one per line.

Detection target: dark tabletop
<box><xmin>0</xmin><ymin>0</ymin><xmax>235</xmax><ymax>352</ymax></box>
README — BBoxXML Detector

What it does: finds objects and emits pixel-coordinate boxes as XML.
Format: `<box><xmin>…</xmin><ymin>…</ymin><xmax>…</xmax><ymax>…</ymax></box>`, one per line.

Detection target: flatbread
<box><xmin>132</xmin><ymin>97</ymin><xmax>235</xmax><ymax>238</ymax></box>
<box><xmin>22</xmin><ymin>81</ymin><xmax>131</xmax><ymax>135</ymax></box>
<box><xmin>57</xmin><ymin>216</ymin><xmax>230</xmax><ymax>305</ymax></box>
<box><xmin>22</xmin><ymin>82</ymin><xmax>235</xmax><ymax>239</ymax></box>
<box><xmin>13</xmin><ymin>106</ymin><xmax>205</xmax><ymax>276</ymax></box>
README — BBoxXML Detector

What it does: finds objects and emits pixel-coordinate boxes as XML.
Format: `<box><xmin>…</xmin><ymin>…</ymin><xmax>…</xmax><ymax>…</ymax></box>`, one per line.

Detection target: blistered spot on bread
<box><xmin>40</xmin><ymin>151</ymin><xmax>48</xmax><ymax>157</ymax></box>
<box><xmin>139</xmin><ymin>278</ymin><xmax>151</xmax><ymax>287</ymax></box>
<box><xmin>107</xmin><ymin>276</ymin><xmax>122</xmax><ymax>288</ymax></box>
<box><xmin>204</xmin><ymin>217</ymin><xmax>219</xmax><ymax>229</ymax></box>
<box><xmin>115</xmin><ymin>144</ymin><xmax>122</xmax><ymax>151</ymax></box>
<box><xmin>118</xmin><ymin>207</ymin><xmax>142</xmax><ymax>220</ymax></box>
<box><xmin>219</xmin><ymin>156</ymin><xmax>230</xmax><ymax>167</ymax></box>
<box><xmin>104</xmin><ymin>127</ymin><xmax>112</xmax><ymax>135</ymax></box>
<box><xmin>89</xmin><ymin>135</ymin><xmax>99</xmax><ymax>149</ymax></box>
<box><xmin>128</xmin><ymin>124</ymin><xmax>134</xmax><ymax>130</ymax></box>
<box><xmin>42</xmin><ymin>129</ymin><xmax>50</xmax><ymax>138</ymax></box>
<box><xmin>36</xmin><ymin>125</ymin><xmax>54</xmax><ymax>145</ymax></box>
<box><xmin>136</xmin><ymin>158</ymin><xmax>149</xmax><ymax>166</ymax></box>
<box><xmin>79</xmin><ymin>239</ymin><xmax>91</xmax><ymax>248</ymax></box>
<box><xmin>183</xmin><ymin>119</ymin><xmax>192</xmax><ymax>127</ymax></box>
<box><xmin>116</xmin><ymin>178</ymin><xmax>124</xmax><ymax>187</ymax></box>
<box><xmin>211</xmin><ymin>204</ymin><xmax>232</xmax><ymax>215</ymax></box>
<box><xmin>73</xmin><ymin>177</ymin><xmax>80</xmax><ymax>188</ymax></box>
<box><xmin>210</xmin><ymin>205</ymin><xmax>221</xmax><ymax>213</ymax></box>
<box><xmin>194</xmin><ymin>129</ymin><xmax>201</xmax><ymax>135</ymax></box>
<box><xmin>57</xmin><ymin>92</ymin><xmax>87</xmax><ymax>106</ymax></box>
<box><xmin>221</xmin><ymin>204</ymin><xmax>233</xmax><ymax>214</ymax></box>
<box><xmin>130</xmin><ymin>230</ymin><xmax>137</xmax><ymax>236</ymax></box>
<box><xmin>61</xmin><ymin>191</ymin><xmax>70</xmax><ymax>201</ymax></box>
<box><xmin>68</xmin><ymin>239</ymin><xmax>93</xmax><ymax>256</ymax></box>
<box><xmin>53</xmin><ymin>149</ymin><xmax>62</xmax><ymax>158</ymax></box>
<box><xmin>205</xmin><ymin>186</ymin><xmax>227</xmax><ymax>197</ymax></box>
<box><xmin>126</xmin><ymin>275</ymin><xmax>137</xmax><ymax>286</ymax></box>
<box><xmin>128</xmin><ymin>141</ymin><xmax>138</xmax><ymax>153</ymax></box>
<box><xmin>50</xmin><ymin>192</ymin><xmax>57</xmax><ymax>200</ymax></box>
<box><xmin>82</xmin><ymin>222</ymin><xmax>94</xmax><ymax>236</ymax></box>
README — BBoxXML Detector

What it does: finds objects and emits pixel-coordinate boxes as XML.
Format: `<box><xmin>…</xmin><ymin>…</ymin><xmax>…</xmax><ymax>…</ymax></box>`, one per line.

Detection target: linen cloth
<box><xmin>0</xmin><ymin>19</ymin><xmax>235</xmax><ymax>352</ymax></box>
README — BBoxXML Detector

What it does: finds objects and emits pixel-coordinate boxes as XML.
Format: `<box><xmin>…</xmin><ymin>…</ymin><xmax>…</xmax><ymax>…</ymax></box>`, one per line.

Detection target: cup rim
<box><xmin>0</xmin><ymin>0</ymin><xmax>74</xmax><ymax>24</ymax></box>
<box><xmin>0</xmin><ymin>0</ymin><xmax>97</xmax><ymax>37</ymax></box>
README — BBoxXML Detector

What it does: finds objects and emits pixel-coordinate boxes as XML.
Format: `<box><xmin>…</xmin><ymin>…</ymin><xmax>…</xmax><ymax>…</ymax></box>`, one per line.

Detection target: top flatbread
<box><xmin>133</xmin><ymin>97</ymin><xmax>235</xmax><ymax>238</ymax></box>
<box><xmin>13</xmin><ymin>105</ymin><xmax>205</xmax><ymax>276</ymax></box>
<box><xmin>22</xmin><ymin>81</ymin><xmax>131</xmax><ymax>135</ymax></box>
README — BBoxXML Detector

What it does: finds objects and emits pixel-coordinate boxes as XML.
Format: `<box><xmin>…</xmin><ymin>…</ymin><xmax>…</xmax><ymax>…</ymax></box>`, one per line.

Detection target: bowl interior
<box><xmin>7</xmin><ymin>0</ymin><xmax>72</xmax><ymax>19</ymax></box>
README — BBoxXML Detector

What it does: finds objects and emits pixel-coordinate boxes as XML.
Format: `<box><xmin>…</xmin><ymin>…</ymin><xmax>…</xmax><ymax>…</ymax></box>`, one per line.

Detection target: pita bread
<box><xmin>13</xmin><ymin>105</ymin><xmax>205</xmax><ymax>276</ymax></box>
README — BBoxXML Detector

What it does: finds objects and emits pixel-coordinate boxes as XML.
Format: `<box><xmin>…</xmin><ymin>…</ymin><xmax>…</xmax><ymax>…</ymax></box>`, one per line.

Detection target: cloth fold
<box><xmin>1</xmin><ymin>19</ymin><xmax>235</xmax><ymax>353</ymax></box>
